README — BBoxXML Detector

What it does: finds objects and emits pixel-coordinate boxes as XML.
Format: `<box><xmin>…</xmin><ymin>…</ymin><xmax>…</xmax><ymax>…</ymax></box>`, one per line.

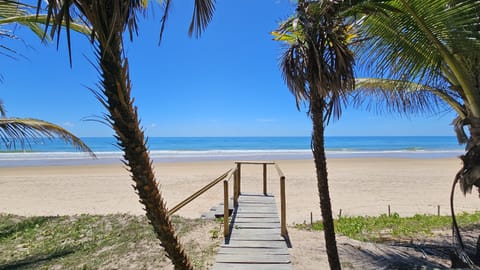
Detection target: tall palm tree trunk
<box><xmin>452</xmin><ymin>116</ymin><xmax>480</xmax><ymax>265</ymax></box>
<box><xmin>310</xmin><ymin>89</ymin><xmax>341</xmax><ymax>270</ymax></box>
<box><xmin>95</xmin><ymin>9</ymin><xmax>193</xmax><ymax>270</ymax></box>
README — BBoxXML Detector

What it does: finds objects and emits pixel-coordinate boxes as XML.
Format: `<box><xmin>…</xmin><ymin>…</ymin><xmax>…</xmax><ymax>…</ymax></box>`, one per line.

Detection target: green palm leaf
<box><xmin>354</xmin><ymin>78</ymin><xmax>464</xmax><ymax>117</ymax></box>
<box><xmin>356</xmin><ymin>0</ymin><xmax>480</xmax><ymax>114</ymax></box>
<box><xmin>0</xmin><ymin>118</ymin><xmax>95</xmax><ymax>156</ymax></box>
<box><xmin>0</xmin><ymin>1</ymin><xmax>44</xmax><ymax>39</ymax></box>
<box><xmin>0</xmin><ymin>1</ymin><xmax>90</xmax><ymax>60</ymax></box>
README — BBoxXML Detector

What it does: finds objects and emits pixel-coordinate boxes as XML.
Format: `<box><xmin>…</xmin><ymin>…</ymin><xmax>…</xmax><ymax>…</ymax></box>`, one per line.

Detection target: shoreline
<box><xmin>0</xmin><ymin>157</ymin><xmax>476</xmax><ymax>224</ymax></box>
<box><xmin>0</xmin><ymin>149</ymin><xmax>464</xmax><ymax>168</ymax></box>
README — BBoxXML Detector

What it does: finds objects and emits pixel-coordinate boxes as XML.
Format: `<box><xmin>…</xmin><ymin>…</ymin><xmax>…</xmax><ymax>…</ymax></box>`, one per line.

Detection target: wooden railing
<box><xmin>223</xmin><ymin>166</ymin><xmax>238</xmax><ymax>238</ymax></box>
<box><xmin>167</xmin><ymin>161</ymin><xmax>288</xmax><ymax>240</ymax></box>
<box><xmin>275</xmin><ymin>163</ymin><xmax>288</xmax><ymax>237</ymax></box>
<box><xmin>168</xmin><ymin>169</ymin><xmax>231</xmax><ymax>216</ymax></box>
<box><xmin>223</xmin><ymin>161</ymin><xmax>288</xmax><ymax>238</ymax></box>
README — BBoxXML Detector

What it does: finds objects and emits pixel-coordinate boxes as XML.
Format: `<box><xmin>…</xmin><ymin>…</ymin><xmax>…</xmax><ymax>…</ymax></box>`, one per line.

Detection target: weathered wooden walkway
<box><xmin>212</xmin><ymin>193</ymin><xmax>292</xmax><ymax>270</ymax></box>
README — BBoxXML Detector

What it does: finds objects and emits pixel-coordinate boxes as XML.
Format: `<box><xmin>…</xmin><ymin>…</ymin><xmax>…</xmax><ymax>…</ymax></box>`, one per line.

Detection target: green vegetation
<box><xmin>0</xmin><ymin>214</ymin><xmax>220</xmax><ymax>269</ymax></box>
<box><xmin>296</xmin><ymin>212</ymin><xmax>480</xmax><ymax>242</ymax></box>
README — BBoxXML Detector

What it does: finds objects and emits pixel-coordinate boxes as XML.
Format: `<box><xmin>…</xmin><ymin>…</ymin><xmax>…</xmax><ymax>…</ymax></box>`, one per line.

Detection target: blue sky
<box><xmin>0</xmin><ymin>0</ymin><xmax>456</xmax><ymax>137</ymax></box>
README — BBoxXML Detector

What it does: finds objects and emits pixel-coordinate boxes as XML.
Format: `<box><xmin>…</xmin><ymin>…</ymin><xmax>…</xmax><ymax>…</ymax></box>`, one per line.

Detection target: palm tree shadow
<box><xmin>337</xmin><ymin>224</ymin><xmax>480</xmax><ymax>269</ymax></box>
<box><xmin>0</xmin><ymin>247</ymin><xmax>75</xmax><ymax>270</ymax></box>
<box><xmin>339</xmin><ymin>238</ymin><xmax>455</xmax><ymax>269</ymax></box>
<box><xmin>0</xmin><ymin>216</ymin><xmax>58</xmax><ymax>240</ymax></box>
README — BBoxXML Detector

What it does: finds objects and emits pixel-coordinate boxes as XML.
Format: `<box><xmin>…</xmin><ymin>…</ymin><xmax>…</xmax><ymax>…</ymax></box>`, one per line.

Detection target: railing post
<box><xmin>263</xmin><ymin>163</ymin><xmax>267</xmax><ymax>195</ymax></box>
<box><xmin>280</xmin><ymin>175</ymin><xmax>287</xmax><ymax>237</ymax></box>
<box><xmin>236</xmin><ymin>162</ymin><xmax>241</xmax><ymax>195</ymax></box>
<box><xmin>224</xmin><ymin>180</ymin><xmax>229</xmax><ymax>238</ymax></box>
<box><xmin>233</xmin><ymin>169</ymin><xmax>239</xmax><ymax>207</ymax></box>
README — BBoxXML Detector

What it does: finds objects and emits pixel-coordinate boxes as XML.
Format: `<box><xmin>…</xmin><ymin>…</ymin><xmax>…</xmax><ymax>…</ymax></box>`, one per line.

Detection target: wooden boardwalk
<box><xmin>212</xmin><ymin>193</ymin><xmax>292</xmax><ymax>270</ymax></box>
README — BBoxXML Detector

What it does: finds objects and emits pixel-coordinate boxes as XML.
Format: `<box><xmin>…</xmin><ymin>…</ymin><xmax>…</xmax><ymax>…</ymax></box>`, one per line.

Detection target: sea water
<box><xmin>0</xmin><ymin>136</ymin><xmax>465</xmax><ymax>167</ymax></box>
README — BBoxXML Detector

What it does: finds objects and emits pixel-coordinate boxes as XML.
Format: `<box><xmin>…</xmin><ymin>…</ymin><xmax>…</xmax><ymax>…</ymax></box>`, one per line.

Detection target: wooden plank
<box><xmin>230</xmin><ymin>234</ymin><xmax>284</xmax><ymax>241</ymax></box>
<box><xmin>222</xmin><ymin>240</ymin><xmax>288</xmax><ymax>249</ymax></box>
<box><xmin>231</xmin><ymin>228</ymin><xmax>280</xmax><ymax>234</ymax></box>
<box><xmin>235</xmin><ymin>213</ymin><xmax>279</xmax><ymax>218</ymax></box>
<box><xmin>234</xmin><ymin>223</ymin><xmax>281</xmax><ymax>229</ymax></box>
<box><xmin>218</xmin><ymin>247</ymin><xmax>289</xmax><ymax>255</ymax></box>
<box><xmin>236</xmin><ymin>207</ymin><xmax>276</xmax><ymax>211</ymax></box>
<box><xmin>218</xmin><ymin>245</ymin><xmax>289</xmax><ymax>255</ymax></box>
<box><xmin>215</xmin><ymin>254</ymin><xmax>291</xmax><ymax>264</ymax></box>
<box><xmin>238</xmin><ymin>195</ymin><xmax>275</xmax><ymax>200</ymax></box>
<box><xmin>212</xmin><ymin>263</ymin><xmax>292</xmax><ymax>270</ymax></box>
<box><xmin>238</xmin><ymin>192</ymin><xmax>274</xmax><ymax>197</ymax></box>
<box><xmin>237</xmin><ymin>207</ymin><xmax>278</xmax><ymax>213</ymax></box>
<box><xmin>237</xmin><ymin>200</ymin><xmax>275</xmax><ymax>204</ymax></box>
<box><xmin>240</xmin><ymin>201</ymin><xmax>276</xmax><ymax>205</ymax></box>
<box><xmin>234</xmin><ymin>217</ymin><xmax>280</xmax><ymax>223</ymax></box>
<box><xmin>213</xmin><ymin>193</ymin><xmax>292</xmax><ymax>269</ymax></box>
<box><xmin>229</xmin><ymin>230</ymin><xmax>281</xmax><ymax>236</ymax></box>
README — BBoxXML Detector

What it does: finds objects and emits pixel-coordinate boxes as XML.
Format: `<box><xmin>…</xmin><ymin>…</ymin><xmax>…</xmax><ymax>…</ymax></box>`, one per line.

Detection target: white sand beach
<box><xmin>1</xmin><ymin>157</ymin><xmax>479</xmax><ymax>269</ymax></box>
<box><xmin>0</xmin><ymin>158</ymin><xmax>476</xmax><ymax>223</ymax></box>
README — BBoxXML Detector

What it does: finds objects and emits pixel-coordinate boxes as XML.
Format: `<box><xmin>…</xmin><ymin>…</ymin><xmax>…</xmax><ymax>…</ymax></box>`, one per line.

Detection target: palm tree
<box><xmin>273</xmin><ymin>1</ymin><xmax>359</xmax><ymax>269</ymax></box>
<box><xmin>351</xmin><ymin>0</ymin><xmax>480</xmax><ymax>263</ymax></box>
<box><xmin>38</xmin><ymin>1</ymin><xmax>215</xmax><ymax>269</ymax></box>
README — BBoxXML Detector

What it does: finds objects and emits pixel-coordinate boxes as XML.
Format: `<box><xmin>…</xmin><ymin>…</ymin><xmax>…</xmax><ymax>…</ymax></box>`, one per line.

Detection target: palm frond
<box><xmin>0</xmin><ymin>14</ymin><xmax>90</xmax><ymax>35</ymax></box>
<box><xmin>0</xmin><ymin>118</ymin><xmax>95</xmax><ymax>156</ymax></box>
<box><xmin>188</xmin><ymin>0</ymin><xmax>215</xmax><ymax>38</ymax></box>
<box><xmin>0</xmin><ymin>0</ymin><xmax>47</xmax><ymax>59</ymax></box>
<box><xmin>0</xmin><ymin>0</ymin><xmax>44</xmax><ymax>39</ymax></box>
<box><xmin>0</xmin><ymin>100</ymin><xmax>5</xmax><ymax>117</ymax></box>
<box><xmin>39</xmin><ymin>0</ymin><xmax>142</xmax><ymax>64</ymax></box>
<box><xmin>354</xmin><ymin>78</ymin><xmax>464</xmax><ymax>116</ymax></box>
<box><xmin>159</xmin><ymin>0</ymin><xmax>215</xmax><ymax>43</ymax></box>
<box><xmin>158</xmin><ymin>0</ymin><xmax>171</xmax><ymax>44</ymax></box>
<box><xmin>356</xmin><ymin>0</ymin><xmax>480</xmax><ymax>110</ymax></box>
<box><xmin>452</xmin><ymin>116</ymin><xmax>469</xmax><ymax>145</ymax></box>
<box><xmin>281</xmin><ymin>43</ymin><xmax>309</xmax><ymax>109</ymax></box>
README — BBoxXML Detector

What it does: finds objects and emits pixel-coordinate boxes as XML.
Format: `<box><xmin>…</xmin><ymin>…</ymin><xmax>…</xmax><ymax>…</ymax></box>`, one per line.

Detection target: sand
<box><xmin>0</xmin><ymin>158</ymin><xmax>477</xmax><ymax>222</ymax></box>
<box><xmin>1</xmin><ymin>158</ymin><xmax>478</xmax><ymax>269</ymax></box>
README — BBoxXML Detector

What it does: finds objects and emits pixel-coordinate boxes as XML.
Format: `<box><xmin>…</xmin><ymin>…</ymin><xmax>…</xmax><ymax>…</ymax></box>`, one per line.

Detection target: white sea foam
<box><xmin>0</xmin><ymin>148</ymin><xmax>464</xmax><ymax>167</ymax></box>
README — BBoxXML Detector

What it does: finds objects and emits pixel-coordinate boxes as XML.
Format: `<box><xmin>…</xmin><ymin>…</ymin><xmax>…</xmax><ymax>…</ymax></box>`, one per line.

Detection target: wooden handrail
<box><xmin>168</xmin><ymin>169</ymin><xmax>231</xmax><ymax>216</ymax></box>
<box><xmin>167</xmin><ymin>161</ymin><xmax>288</xmax><ymax>241</ymax></box>
<box><xmin>235</xmin><ymin>161</ymin><xmax>275</xmax><ymax>165</ymax></box>
<box><xmin>274</xmin><ymin>163</ymin><xmax>285</xmax><ymax>178</ymax></box>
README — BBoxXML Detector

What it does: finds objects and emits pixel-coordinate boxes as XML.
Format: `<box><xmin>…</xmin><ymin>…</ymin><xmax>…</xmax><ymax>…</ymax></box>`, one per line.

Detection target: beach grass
<box><xmin>0</xmin><ymin>213</ymin><xmax>221</xmax><ymax>269</ymax></box>
<box><xmin>296</xmin><ymin>211</ymin><xmax>480</xmax><ymax>242</ymax></box>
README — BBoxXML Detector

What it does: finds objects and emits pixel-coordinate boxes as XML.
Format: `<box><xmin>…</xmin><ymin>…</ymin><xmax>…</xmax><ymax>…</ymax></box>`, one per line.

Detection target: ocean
<box><xmin>0</xmin><ymin>136</ymin><xmax>465</xmax><ymax>167</ymax></box>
